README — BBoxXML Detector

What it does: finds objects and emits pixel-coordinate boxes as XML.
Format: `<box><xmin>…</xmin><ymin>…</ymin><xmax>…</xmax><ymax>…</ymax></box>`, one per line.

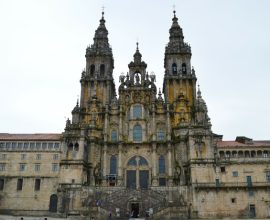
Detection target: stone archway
<box><xmin>126</xmin><ymin>156</ymin><xmax>149</xmax><ymax>189</ymax></box>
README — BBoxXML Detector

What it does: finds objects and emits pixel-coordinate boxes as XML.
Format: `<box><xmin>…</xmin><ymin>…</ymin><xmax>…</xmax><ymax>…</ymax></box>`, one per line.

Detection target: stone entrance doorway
<box><xmin>49</xmin><ymin>194</ymin><xmax>58</xmax><ymax>212</ymax></box>
<box><xmin>126</xmin><ymin>156</ymin><xmax>149</xmax><ymax>189</ymax></box>
<box><xmin>131</xmin><ymin>203</ymin><xmax>139</xmax><ymax>218</ymax></box>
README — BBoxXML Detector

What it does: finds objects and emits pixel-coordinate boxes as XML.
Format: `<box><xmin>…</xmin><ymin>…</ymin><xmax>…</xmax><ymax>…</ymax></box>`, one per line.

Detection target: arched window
<box><xmin>100</xmin><ymin>64</ymin><xmax>105</xmax><ymax>77</ymax></box>
<box><xmin>159</xmin><ymin>155</ymin><xmax>165</xmax><ymax>174</ymax></box>
<box><xmin>110</xmin><ymin>155</ymin><xmax>117</xmax><ymax>174</ymax></box>
<box><xmin>90</xmin><ymin>64</ymin><xmax>95</xmax><ymax>77</ymax></box>
<box><xmin>133</xmin><ymin>125</ymin><xmax>142</xmax><ymax>142</ymax></box>
<box><xmin>68</xmin><ymin>143</ymin><xmax>73</xmax><ymax>151</ymax></box>
<box><xmin>238</xmin><ymin>151</ymin><xmax>243</xmax><ymax>157</ymax></box>
<box><xmin>127</xmin><ymin>156</ymin><xmax>137</xmax><ymax>166</ymax></box>
<box><xmin>172</xmin><ymin>63</ymin><xmax>177</xmax><ymax>75</ymax></box>
<box><xmin>133</xmin><ymin>105</ymin><xmax>142</xmax><ymax>119</ymax></box>
<box><xmin>139</xmin><ymin>156</ymin><xmax>148</xmax><ymax>166</ymax></box>
<box><xmin>182</xmin><ymin>63</ymin><xmax>187</xmax><ymax>74</ymax></box>
<box><xmin>74</xmin><ymin>143</ymin><xmax>79</xmax><ymax>151</ymax></box>
<box><xmin>111</xmin><ymin>130</ymin><xmax>117</xmax><ymax>142</ymax></box>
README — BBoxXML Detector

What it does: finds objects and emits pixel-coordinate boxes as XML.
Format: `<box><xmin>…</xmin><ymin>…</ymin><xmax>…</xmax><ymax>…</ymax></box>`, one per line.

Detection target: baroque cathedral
<box><xmin>0</xmin><ymin>11</ymin><xmax>270</xmax><ymax>219</ymax></box>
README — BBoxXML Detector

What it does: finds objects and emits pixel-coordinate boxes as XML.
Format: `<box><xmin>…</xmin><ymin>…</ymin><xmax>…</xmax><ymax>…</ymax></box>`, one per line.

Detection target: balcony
<box><xmin>194</xmin><ymin>181</ymin><xmax>270</xmax><ymax>190</ymax></box>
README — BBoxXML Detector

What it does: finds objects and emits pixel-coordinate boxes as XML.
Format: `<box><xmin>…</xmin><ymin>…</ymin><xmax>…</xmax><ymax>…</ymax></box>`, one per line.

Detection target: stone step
<box><xmin>129</xmin><ymin>218</ymin><xmax>145</xmax><ymax>220</ymax></box>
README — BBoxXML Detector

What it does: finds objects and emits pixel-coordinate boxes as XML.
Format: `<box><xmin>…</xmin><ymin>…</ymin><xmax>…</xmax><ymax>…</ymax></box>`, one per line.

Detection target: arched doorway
<box><xmin>126</xmin><ymin>156</ymin><xmax>149</xmax><ymax>189</ymax></box>
<box><xmin>49</xmin><ymin>194</ymin><xmax>58</xmax><ymax>212</ymax></box>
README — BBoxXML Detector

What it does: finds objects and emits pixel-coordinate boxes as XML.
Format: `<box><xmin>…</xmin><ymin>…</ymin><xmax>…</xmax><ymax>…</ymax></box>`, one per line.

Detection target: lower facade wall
<box><xmin>194</xmin><ymin>188</ymin><xmax>270</xmax><ymax>218</ymax></box>
<box><xmin>0</xmin><ymin>177</ymin><xmax>59</xmax><ymax>212</ymax></box>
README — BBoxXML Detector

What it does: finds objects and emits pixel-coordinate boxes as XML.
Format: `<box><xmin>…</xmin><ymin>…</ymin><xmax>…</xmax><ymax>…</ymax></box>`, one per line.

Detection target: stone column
<box><xmin>166</xmin><ymin>103</ymin><xmax>171</xmax><ymax>141</ymax></box>
<box><xmin>152</xmin><ymin>143</ymin><xmax>158</xmax><ymax>186</ymax></box>
<box><xmin>102</xmin><ymin>144</ymin><xmax>108</xmax><ymax>186</ymax></box>
<box><xmin>168</xmin><ymin>143</ymin><xmax>173</xmax><ymax>186</ymax></box>
<box><xmin>89</xmin><ymin>141</ymin><xmax>95</xmax><ymax>186</ymax></box>
<box><xmin>119</xmin><ymin>105</ymin><xmax>123</xmax><ymax>141</ymax></box>
<box><xmin>104</xmin><ymin>105</ymin><xmax>109</xmax><ymax>142</ymax></box>
<box><xmin>117</xmin><ymin>144</ymin><xmax>123</xmax><ymax>186</ymax></box>
<box><xmin>136</xmin><ymin>156</ymin><xmax>139</xmax><ymax>189</ymax></box>
<box><xmin>152</xmin><ymin>103</ymin><xmax>156</xmax><ymax>141</ymax></box>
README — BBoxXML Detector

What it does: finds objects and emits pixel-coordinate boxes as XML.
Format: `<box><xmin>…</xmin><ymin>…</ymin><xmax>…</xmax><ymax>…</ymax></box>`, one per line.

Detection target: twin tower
<box><xmin>61</xmin><ymin>10</ymin><xmax>212</xmax><ymax>192</ymax></box>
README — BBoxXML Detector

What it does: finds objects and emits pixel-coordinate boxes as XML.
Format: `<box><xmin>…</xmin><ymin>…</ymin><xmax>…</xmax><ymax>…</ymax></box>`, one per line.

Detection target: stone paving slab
<box><xmin>0</xmin><ymin>216</ymin><xmax>67</xmax><ymax>220</ymax></box>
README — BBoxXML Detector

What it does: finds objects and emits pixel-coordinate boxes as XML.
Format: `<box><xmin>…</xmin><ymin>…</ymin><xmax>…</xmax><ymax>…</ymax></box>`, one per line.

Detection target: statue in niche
<box><xmin>135</xmin><ymin>73</ymin><xmax>140</xmax><ymax>85</ymax></box>
<box><xmin>93</xmin><ymin>163</ymin><xmax>102</xmax><ymax>186</ymax></box>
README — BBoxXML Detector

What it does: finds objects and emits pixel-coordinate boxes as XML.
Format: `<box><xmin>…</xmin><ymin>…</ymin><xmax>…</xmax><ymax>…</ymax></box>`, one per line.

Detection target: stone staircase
<box><xmin>88</xmin><ymin>187</ymin><xmax>187</xmax><ymax>219</ymax></box>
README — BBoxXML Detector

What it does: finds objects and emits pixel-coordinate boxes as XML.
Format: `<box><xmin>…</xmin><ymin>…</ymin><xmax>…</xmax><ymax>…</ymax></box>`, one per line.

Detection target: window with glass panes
<box><xmin>111</xmin><ymin>130</ymin><xmax>118</xmax><ymax>142</ymax></box>
<box><xmin>133</xmin><ymin>105</ymin><xmax>142</xmax><ymax>119</ymax></box>
<box><xmin>133</xmin><ymin>125</ymin><xmax>142</xmax><ymax>142</ymax></box>
<box><xmin>159</xmin><ymin>156</ymin><xmax>165</xmax><ymax>174</ymax></box>
<box><xmin>266</xmin><ymin>171</ymin><xmax>270</xmax><ymax>182</ymax></box>
<box><xmin>52</xmin><ymin>164</ymin><xmax>59</xmax><ymax>172</ymax></box>
<box><xmin>110</xmin><ymin>155</ymin><xmax>117</xmax><ymax>174</ymax></box>
<box><xmin>35</xmin><ymin>164</ymin><xmax>41</xmax><ymax>172</ymax></box>
<box><xmin>157</xmin><ymin>130</ymin><xmax>165</xmax><ymax>141</ymax></box>
<box><xmin>0</xmin><ymin>163</ymin><xmax>5</xmax><ymax>171</ymax></box>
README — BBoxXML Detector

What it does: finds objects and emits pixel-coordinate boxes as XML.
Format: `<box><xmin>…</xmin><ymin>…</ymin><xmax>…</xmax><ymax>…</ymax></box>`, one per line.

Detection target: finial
<box><xmin>136</xmin><ymin>42</ymin><xmax>139</xmax><ymax>51</ymax></box>
<box><xmin>76</xmin><ymin>98</ymin><xmax>79</xmax><ymax>107</ymax></box>
<box><xmin>173</xmin><ymin>4</ymin><xmax>176</xmax><ymax>17</ymax></box>
<box><xmin>102</xmin><ymin>6</ymin><xmax>105</xmax><ymax>18</ymax></box>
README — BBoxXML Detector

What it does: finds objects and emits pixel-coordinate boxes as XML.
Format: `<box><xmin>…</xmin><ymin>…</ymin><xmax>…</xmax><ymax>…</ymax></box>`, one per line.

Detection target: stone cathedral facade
<box><xmin>0</xmin><ymin>11</ymin><xmax>270</xmax><ymax>219</ymax></box>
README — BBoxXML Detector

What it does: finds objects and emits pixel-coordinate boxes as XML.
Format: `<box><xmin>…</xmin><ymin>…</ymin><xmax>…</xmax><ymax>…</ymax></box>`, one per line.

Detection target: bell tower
<box><xmin>163</xmin><ymin>10</ymin><xmax>197</xmax><ymax>126</ymax></box>
<box><xmin>81</xmin><ymin>11</ymin><xmax>116</xmax><ymax>107</ymax></box>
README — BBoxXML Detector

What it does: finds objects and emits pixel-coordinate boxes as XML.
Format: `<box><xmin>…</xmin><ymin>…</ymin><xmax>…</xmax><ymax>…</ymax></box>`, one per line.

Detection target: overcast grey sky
<box><xmin>0</xmin><ymin>0</ymin><xmax>269</xmax><ymax>140</ymax></box>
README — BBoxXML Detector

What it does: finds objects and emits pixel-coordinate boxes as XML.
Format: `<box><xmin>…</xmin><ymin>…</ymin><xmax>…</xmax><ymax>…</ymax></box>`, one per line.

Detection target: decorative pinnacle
<box><xmin>136</xmin><ymin>42</ymin><xmax>139</xmax><ymax>51</ymax></box>
<box><xmin>197</xmin><ymin>84</ymin><xmax>202</xmax><ymax>98</ymax></box>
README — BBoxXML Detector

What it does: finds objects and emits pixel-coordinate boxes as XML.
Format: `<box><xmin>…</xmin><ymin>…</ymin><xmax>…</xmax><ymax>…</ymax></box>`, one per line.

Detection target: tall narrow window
<box><xmin>172</xmin><ymin>63</ymin><xmax>177</xmax><ymax>74</ymax></box>
<box><xmin>0</xmin><ymin>163</ymin><xmax>5</xmax><ymax>171</ymax></box>
<box><xmin>133</xmin><ymin>105</ymin><xmax>142</xmax><ymax>119</ymax></box>
<box><xmin>0</xmin><ymin>179</ymin><xmax>4</xmax><ymax>191</ymax></box>
<box><xmin>215</xmin><ymin>178</ymin><xmax>220</xmax><ymax>187</ymax></box>
<box><xmin>182</xmin><ymin>63</ymin><xmax>187</xmax><ymax>74</ymax></box>
<box><xmin>17</xmin><ymin>178</ymin><xmax>23</xmax><ymax>191</ymax></box>
<box><xmin>90</xmin><ymin>64</ymin><xmax>95</xmax><ymax>77</ymax></box>
<box><xmin>74</xmin><ymin>143</ymin><xmax>79</xmax><ymax>151</ymax></box>
<box><xmin>133</xmin><ymin>125</ymin><xmax>142</xmax><ymax>142</ymax></box>
<box><xmin>35</xmin><ymin>179</ymin><xmax>41</xmax><ymax>191</ymax></box>
<box><xmin>110</xmin><ymin>155</ymin><xmax>117</xmax><ymax>175</ymax></box>
<box><xmin>159</xmin><ymin>155</ymin><xmax>165</xmax><ymax>174</ymax></box>
<box><xmin>111</xmin><ymin>130</ymin><xmax>118</xmax><ymax>142</ymax></box>
<box><xmin>100</xmin><ymin>64</ymin><xmax>105</xmax><ymax>77</ymax></box>
<box><xmin>247</xmin><ymin>176</ymin><xmax>252</xmax><ymax>187</ymax></box>
<box><xmin>266</xmin><ymin>171</ymin><xmax>270</xmax><ymax>182</ymax></box>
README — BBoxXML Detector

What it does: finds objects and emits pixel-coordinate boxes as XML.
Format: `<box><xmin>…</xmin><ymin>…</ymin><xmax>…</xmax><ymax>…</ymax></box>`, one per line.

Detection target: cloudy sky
<box><xmin>0</xmin><ymin>0</ymin><xmax>269</xmax><ymax>140</ymax></box>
